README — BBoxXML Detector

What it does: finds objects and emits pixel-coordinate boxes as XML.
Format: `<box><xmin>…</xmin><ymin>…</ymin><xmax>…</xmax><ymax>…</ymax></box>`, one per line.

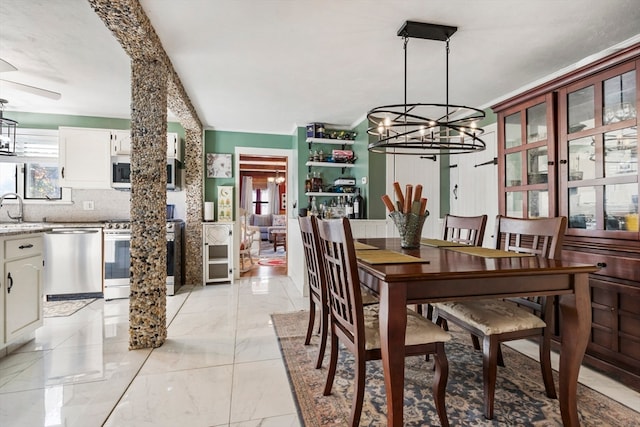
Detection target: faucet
<box><xmin>0</xmin><ymin>192</ymin><xmax>24</xmax><ymax>223</ymax></box>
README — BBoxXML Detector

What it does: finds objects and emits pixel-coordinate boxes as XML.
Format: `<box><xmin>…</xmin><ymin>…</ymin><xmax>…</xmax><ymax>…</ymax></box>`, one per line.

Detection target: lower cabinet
<box><xmin>202</xmin><ymin>223</ymin><xmax>233</xmax><ymax>284</ymax></box>
<box><xmin>1</xmin><ymin>233</ymin><xmax>44</xmax><ymax>350</ymax></box>
<box><xmin>561</xmin><ymin>242</ymin><xmax>640</xmax><ymax>390</ymax></box>
<box><xmin>5</xmin><ymin>255</ymin><xmax>42</xmax><ymax>341</ymax></box>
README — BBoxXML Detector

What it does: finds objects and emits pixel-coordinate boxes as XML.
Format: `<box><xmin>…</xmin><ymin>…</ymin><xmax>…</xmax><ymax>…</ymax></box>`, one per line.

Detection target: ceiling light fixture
<box><xmin>267</xmin><ymin>171</ymin><xmax>285</xmax><ymax>184</ymax></box>
<box><xmin>367</xmin><ymin>21</ymin><xmax>486</xmax><ymax>155</ymax></box>
<box><xmin>0</xmin><ymin>99</ymin><xmax>17</xmax><ymax>156</ymax></box>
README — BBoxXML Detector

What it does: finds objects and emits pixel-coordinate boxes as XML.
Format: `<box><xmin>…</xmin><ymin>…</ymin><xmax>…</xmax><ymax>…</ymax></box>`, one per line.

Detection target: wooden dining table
<box><xmin>355</xmin><ymin>237</ymin><xmax>599</xmax><ymax>427</ymax></box>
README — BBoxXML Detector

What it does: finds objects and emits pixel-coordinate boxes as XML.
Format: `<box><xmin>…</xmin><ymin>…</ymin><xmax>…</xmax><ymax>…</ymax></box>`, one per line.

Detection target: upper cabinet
<box><xmin>558</xmin><ymin>61</ymin><xmax>638</xmax><ymax>237</ymax></box>
<box><xmin>111</xmin><ymin>130</ymin><xmax>180</xmax><ymax>159</ymax></box>
<box><xmin>497</xmin><ymin>93</ymin><xmax>557</xmax><ymax>218</ymax></box>
<box><xmin>494</xmin><ymin>48</ymin><xmax>639</xmax><ymax>237</ymax></box>
<box><xmin>110</xmin><ymin>130</ymin><xmax>132</xmax><ymax>156</ymax></box>
<box><xmin>166</xmin><ymin>132</ymin><xmax>180</xmax><ymax>160</ymax></box>
<box><xmin>59</xmin><ymin>127</ymin><xmax>112</xmax><ymax>189</ymax></box>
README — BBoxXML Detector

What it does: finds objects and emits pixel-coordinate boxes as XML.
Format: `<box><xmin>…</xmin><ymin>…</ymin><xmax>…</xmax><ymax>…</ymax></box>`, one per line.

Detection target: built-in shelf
<box><xmin>305</xmin><ymin>192</ymin><xmax>354</xmax><ymax>197</ymax></box>
<box><xmin>306</xmin><ymin>137</ymin><xmax>355</xmax><ymax>146</ymax></box>
<box><xmin>305</xmin><ymin>161</ymin><xmax>355</xmax><ymax>168</ymax></box>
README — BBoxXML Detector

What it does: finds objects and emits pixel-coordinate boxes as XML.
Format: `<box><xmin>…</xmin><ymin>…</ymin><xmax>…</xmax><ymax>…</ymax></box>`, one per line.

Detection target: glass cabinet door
<box><xmin>498</xmin><ymin>93</ymin><xmax>555</xmax><ymax>218</ymax></box>
<box><xmin>559</xmin><ymin>62</ymin><xmax>639</xmax><ymax>235</ymax></box>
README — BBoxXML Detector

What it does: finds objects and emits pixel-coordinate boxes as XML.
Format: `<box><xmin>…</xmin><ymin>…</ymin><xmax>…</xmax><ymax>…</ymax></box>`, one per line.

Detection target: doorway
<box><xmin>234</xmin><ymin>147</ymin><xmax>292</xmax><ymax>277</ymax></box>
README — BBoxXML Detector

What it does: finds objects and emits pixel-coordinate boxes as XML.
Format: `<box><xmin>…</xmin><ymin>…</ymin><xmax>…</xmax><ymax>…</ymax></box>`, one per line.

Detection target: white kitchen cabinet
<box><xmin>110</xmin><ymin>130</ymin><xmax>132</xmax><ymax>156</ymax></box>
<box><xmin>167</xmin><ymin>132</ymin><xmax>180</xmax><ymax>159</ymax></box>
<box><xmin>202</xmin><ymin>223</ymin><xmax>233</xmax><ymax>284</ymax></box>
<box><xmin>1</xmin><ymin>233</ymin><xmax>43</xmax><ymax>348</ymax></box>
<box><xmin>111</xmin><ymin>131</ymin><xmax>179</xmax><ymax>159</ymax></box>
<box><xmin>58</xmin><ymin>127</ymin><xmax>112</xmax><ymax>189</ymax></box>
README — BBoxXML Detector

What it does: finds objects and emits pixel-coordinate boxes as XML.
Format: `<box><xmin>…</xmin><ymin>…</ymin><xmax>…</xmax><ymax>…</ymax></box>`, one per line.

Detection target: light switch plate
<box><xmin>361</xmin><ymin>176</ymin><xmax>368</xmax><ymax>184</ymax></box>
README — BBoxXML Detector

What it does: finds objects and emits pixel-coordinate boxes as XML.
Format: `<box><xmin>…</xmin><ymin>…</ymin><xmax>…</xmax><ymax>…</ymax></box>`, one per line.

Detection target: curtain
<box><xmin>240</xmin><ymin>176</ymin><xmax>253</xmax><ymax>213</ymax></box>
<box><xmin>267</xmin><ymin>181</ymin><xmax>279</xmax><ymax>214</ymax></box>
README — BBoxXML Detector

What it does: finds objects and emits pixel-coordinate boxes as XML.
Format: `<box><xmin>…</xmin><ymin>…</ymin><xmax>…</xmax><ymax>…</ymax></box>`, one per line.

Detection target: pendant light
<box><xmin>367</xmin><ymin>21</ymin><xmax>486</xmax><ymax>155</ymax></box>
<box><xmin>0</xmin><ymin>99</ymin><xmax>17</xmax><ymax>156</ymax></box>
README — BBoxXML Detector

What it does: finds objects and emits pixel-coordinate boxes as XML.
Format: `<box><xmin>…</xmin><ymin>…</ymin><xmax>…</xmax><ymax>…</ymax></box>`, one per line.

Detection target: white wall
<box><xmin>384</xmin><ymin>123</ymin><xmax>499</xmax><ymax>246</ymax></box>
<box><xmin>386</xmin><ymin>153</ymin><xmax>442</xmax><ymax>240</ymax></box>
<box><xmin>448</xmin><ymin>123</ymin><xmax>499</xmax><ymax>247</ymax></box>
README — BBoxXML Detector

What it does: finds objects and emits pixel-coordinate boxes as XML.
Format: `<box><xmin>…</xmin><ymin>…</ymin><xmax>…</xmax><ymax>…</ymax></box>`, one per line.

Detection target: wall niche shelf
<box><xmin>306</xmin><ymin>137</ymin><xmax>355</xmax><ymax>149</ymax></box>
<box><xmin>305</xmin><ymin>191</ymin><xmax>355</xmax><ymax>197</ymax></box>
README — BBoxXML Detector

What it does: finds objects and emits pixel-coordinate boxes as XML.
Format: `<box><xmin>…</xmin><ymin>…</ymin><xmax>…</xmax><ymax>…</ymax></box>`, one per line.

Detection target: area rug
<box><xmin>272</xmin><ymin>310</ymin><xmax>640</xmax><ymax>427</ymax></box>
<box><xmin>43</xmin><ymin>298</ymin><xmax>96</xmax><ymax>318</ymax></box>
<box><xmin>259</xmin><ymin>258</ymin><xmax>287</xmax><ymax>267</ymax></box>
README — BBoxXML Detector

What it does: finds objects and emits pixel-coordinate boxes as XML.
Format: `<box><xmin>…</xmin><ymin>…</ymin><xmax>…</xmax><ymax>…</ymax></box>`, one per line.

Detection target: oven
<box><xmin>103</xmin><ymin>220</ymin><xmax>183</xmax><ymax>301</ymax></box>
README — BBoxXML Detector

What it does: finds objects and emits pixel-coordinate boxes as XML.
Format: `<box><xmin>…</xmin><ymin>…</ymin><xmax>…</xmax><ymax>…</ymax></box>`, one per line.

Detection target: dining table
<box><xmin>355</xmin><ymin>237</ymin><xmax>599</xmax><ymax>427</ymax></box>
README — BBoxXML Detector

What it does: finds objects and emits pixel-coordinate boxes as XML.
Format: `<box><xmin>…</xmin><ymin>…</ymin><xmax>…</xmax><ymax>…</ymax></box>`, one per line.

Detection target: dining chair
<box><xmin>298</xmin><ymin>215</ymin><xmax>330</xmax><ymax>369</ymax></box>
<box><xmin>299</xmin><ymin>215</ymin><xmax>378</xmax><ymax>369</ymax></box>
<box><xmin>239</xmin><ymin>208</ymin><xmax>257</xmax><ymax>272</ymax></box>
<box><xmin>442</xmin><ymin>213</ymin><xmax>488</xmax><ymax>246</ymax></box>
<box><xmin>317</xmin><ymin>217</ymin><xmax>452</xmax><ymax>427</ymax></box>
<box><xmin>419</xmin><ymin>213</ymin><xmax>489</xmax><ymax>317</ymax></box>
<box><xmin>433</xmin><ymin>215</ymin><xmax>567</xmax><ymax>419</ymax></box>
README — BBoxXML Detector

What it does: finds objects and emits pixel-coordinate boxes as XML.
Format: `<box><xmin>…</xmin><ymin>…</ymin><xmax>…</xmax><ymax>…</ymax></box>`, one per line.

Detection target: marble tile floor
<box><xmin>1</xmin><ymin>274</ymin><xmax>639</xmax><ymax>426</ymax></box>
<box><xmin>0</xmin><ymin>276</ymin><xmax>306</xmax><ymax>427</ymax></box>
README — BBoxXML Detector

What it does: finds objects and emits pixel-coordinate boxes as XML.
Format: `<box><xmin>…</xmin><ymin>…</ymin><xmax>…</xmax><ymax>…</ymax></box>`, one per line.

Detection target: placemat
<box><xmin>354</xmin><ymin>241</ymin><xmax>379</xmax><ymax>251</ymax></box>
<box><xmin>356</xmin><ymin>249</ymin><xmax>429</xmax><ymax>264</ymax></box>
<box><xmin>420</xmin><ymin>238</ymin><xmax>469</xmax><ymax>247</ymax></box>
<box><xmin>446</xmin><ymin>246</ymin><xmax>535</xmax><ymax>258</ymax></box>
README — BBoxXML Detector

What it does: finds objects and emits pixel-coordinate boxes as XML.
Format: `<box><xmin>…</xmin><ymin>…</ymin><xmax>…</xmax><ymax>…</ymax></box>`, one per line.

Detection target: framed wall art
<box><xmin>217</xmin><ymin>186</ymin><xmax>233</xmax><ymax>222</ymax></box>
<box><xmin>207</xmin><ymin>153</ymin><xmax>233</xmax><ymax>178</ymax></box>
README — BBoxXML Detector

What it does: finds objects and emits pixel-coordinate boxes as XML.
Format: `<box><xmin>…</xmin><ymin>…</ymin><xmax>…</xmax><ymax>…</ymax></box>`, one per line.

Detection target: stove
<box><xmin>103</xmin><ymin>220</ymin><xmax>183</xmax><ymax>300</ymax></box>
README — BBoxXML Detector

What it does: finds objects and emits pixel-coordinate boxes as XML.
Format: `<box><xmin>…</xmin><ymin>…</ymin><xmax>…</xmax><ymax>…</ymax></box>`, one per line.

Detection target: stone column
<box><xmin>184</xmin><ymin>127</ymin><xmax>204</xmax><ymax>285</ymax></box>
<box><xmin>129</xmin><ymin>58</ymin><xmax>168</xmax><ymax>349</ymax></box>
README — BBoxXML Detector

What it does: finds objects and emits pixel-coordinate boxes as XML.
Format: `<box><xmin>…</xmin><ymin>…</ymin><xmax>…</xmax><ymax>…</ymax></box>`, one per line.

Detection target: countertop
<box><xmin>0</xmin><ymin>222</ymin><xmax>103</xmax><ymax>236</ymax></box>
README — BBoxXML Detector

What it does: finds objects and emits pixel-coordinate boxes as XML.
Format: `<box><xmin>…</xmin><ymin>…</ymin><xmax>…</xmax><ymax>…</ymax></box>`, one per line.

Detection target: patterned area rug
<box><xmin>43</xmin><ymin>299</ymin><xmax>96</xmax><ymax>317</ymax></box>
<box><xmin>258</xmin><ymin>258</ymin><xmax>287</xmax><ymax>267</ymax></box>
<box><xmin>272</xmin><ymin>310</ymin><xmax>640</xmax><ymax>427</ymax></box>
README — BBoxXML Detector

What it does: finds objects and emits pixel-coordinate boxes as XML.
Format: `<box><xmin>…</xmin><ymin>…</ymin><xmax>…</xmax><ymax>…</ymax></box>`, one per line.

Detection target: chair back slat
<box><xmin>317</xmin><ymin>218</ymin><xmax>363</xmax><ymax>343</ymax></box>
<box><xmin>442</xmin><ymin>214</ymin><xmax>488</xmax><ymax>246</ymax></box>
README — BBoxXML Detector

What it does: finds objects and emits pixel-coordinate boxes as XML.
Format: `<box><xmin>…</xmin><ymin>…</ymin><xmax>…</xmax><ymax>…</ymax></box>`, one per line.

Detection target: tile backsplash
<box><xmin>17</xmin><ymin>188</ymin><xmax>186</xmax><ymax>223</ymax></box>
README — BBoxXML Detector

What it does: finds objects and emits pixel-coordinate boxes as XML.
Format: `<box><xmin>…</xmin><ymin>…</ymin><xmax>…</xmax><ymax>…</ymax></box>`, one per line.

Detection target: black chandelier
<box><xmin>367</xmin><ymin>21</ymin><xmax>486</xmax><ymax>155</ymax></box>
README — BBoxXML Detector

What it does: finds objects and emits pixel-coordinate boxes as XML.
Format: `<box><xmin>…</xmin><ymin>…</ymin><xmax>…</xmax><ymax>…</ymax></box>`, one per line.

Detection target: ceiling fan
<box><xmin>0</xmin><ymin>58</ymin><xmax>62</xmax><ymax>100</ymax></box>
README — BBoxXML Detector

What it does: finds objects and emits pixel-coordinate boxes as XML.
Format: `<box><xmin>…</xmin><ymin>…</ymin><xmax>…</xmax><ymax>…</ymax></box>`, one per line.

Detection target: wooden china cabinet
<box><xmin>493</xmin><ymin>44</ymin><xmax>640</xmax><ymax>390</ymax></box>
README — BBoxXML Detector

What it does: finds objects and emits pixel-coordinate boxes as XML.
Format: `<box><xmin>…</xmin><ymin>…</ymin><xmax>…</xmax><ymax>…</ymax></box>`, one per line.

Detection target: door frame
<box><xmin>234</xmin><ymin>146</ymin><xmax>293</xmax><ymax>278</ymax></box>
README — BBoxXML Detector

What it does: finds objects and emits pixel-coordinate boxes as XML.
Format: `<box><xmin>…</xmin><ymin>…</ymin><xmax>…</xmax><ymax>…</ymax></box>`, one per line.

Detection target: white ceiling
<box><xmin>1</xmin><ymin>0</ymin><xmax>639</xmax><ymax>134</ymax></box>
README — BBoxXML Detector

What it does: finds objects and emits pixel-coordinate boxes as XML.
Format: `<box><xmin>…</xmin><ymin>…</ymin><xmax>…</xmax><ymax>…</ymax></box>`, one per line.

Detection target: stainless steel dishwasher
<box><xmin>44</xmin><ymin>228</ymin><xmax>103</xmax><ymax>300</ymax></box>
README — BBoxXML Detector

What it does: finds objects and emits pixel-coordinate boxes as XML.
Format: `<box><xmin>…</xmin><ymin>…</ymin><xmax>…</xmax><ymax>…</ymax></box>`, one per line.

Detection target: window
<box><xmin>0</xmin><ymin>128</ymin><xmax>62</xmax><ymax>200</ymax></box>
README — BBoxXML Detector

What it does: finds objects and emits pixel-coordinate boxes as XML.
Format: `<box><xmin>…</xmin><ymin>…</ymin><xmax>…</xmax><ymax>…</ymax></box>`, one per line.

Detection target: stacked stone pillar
<box><xmin>129</xmin><ymin>58</ymin><xmax>168</xmax><ymax>349</ymax></box>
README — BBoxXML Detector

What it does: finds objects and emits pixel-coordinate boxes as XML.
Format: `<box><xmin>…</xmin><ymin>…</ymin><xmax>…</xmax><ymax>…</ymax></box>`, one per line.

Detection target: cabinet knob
<box><xmin>559</xmin><ymin>159</ymin><xmax>568</xmax><ymax>165</ymax></box>
<box><xmin>547</xmin><ymin>161</ymin><xmax>555</xmax><ymax>166</ymax></box>
<box><xmin>596</xmin><ymin>262</ymin><xmax>607</xmax><ymax>268</ymax></box>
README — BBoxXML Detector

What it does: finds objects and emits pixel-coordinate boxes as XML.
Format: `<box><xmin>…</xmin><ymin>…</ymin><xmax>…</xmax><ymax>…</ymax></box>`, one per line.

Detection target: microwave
<box><xmin>112</xmin><ymin>157</ymin><xmax>181</xmax><ymax>191</ymax></box>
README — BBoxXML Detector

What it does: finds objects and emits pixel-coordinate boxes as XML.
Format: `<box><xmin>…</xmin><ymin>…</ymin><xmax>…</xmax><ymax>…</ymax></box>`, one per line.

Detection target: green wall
<box><xmin>203</xmin><ymin>129</ymin><xmax>293</xmax><ymax>207</ymax></box>
<box><xmin>293</xmin><ymin>122</ymin><xmax>386</xmax><ymax>219</ymax></box>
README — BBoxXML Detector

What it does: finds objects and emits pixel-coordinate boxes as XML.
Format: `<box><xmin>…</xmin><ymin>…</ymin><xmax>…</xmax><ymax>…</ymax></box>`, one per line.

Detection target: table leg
<box><xmin>559</xmin><ymin>273</ymin><xmax>591</xmax><ymax>426</ymax></box>
<box><xmin>379</xmin><ymin>282</ymin><xmax>407</xmax><ymax>427</ymax></box>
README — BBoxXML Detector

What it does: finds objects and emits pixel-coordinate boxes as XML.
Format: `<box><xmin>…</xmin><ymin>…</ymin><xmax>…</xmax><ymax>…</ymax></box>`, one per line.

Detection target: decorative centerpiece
<box><xmin>382</xmin><ymin>182</ymin><xmax>429</xmax><ymax>249</ymax></box>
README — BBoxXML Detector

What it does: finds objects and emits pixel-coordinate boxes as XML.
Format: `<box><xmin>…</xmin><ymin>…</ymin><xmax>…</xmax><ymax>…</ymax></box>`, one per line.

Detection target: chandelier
<box><xmin>267</xmin><ymin>170</ymin><xmax>285</xmax><ymax>184</ymax></box>
<box><xmin>367</xmin><ymin>21</ymin><xmax>486</xmax><ymax>155</ymax></box>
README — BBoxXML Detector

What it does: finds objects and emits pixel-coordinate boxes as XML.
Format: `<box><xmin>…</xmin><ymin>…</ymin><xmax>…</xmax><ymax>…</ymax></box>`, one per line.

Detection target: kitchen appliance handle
<box><xmin>48</xmin><ymin>229</ymin><xmax>100</xmax><ymax>234</ymax></box>
<box><xmin>103</xmin><ymin>233</ymin><xmax>131</xmax><ymax>241</ymax></box>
